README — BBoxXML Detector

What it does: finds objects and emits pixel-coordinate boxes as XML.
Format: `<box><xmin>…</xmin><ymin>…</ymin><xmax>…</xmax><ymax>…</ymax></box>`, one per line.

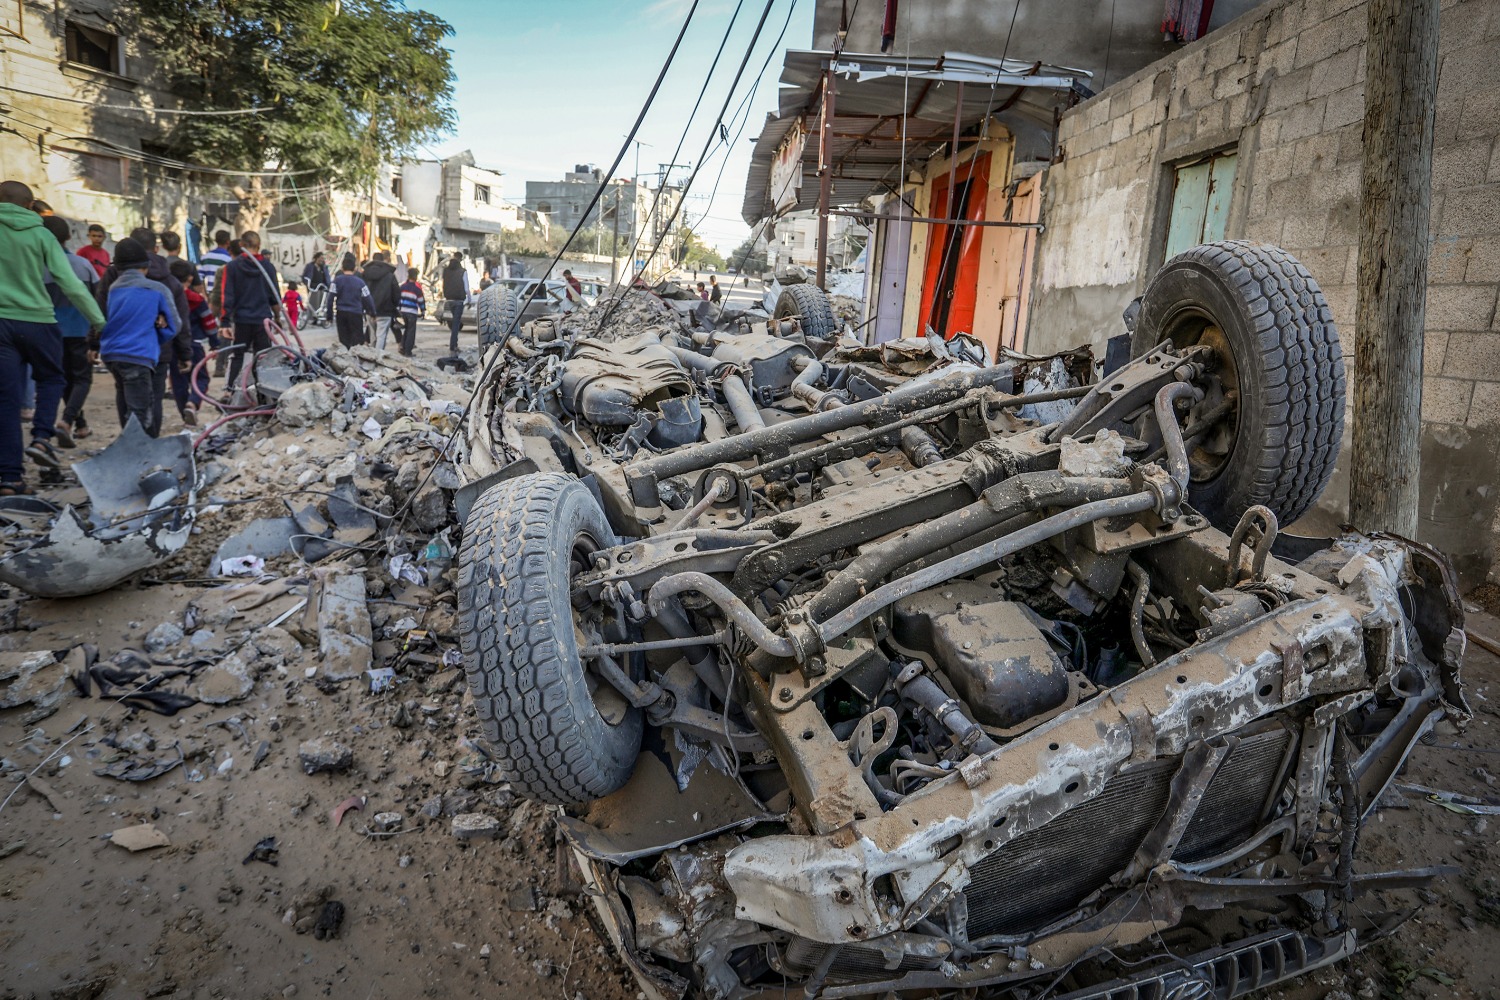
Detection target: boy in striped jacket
<box><xmin>397</xmin><ymin>271</ymin><xmax>426</xmax><ymax>357</ymax></box>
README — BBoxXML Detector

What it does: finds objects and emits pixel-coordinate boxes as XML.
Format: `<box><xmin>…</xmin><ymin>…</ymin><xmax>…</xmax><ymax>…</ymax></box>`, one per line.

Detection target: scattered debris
<box><xmin>331</xmin><ymin>795</ymin><xmax>367</xmax><ymax>827</ymax></box>
<box><xmin>242</xmin><ymin>836</ymin><xmax>279</xmax><ymax>866</ymax></box>
<box><xmin>451</xmin><ymin>813</ymin><xmax>500</xmax><ymax>842</ymax></box>
<box><xmin>312</xmin><ymin>900</ymin><xmax>345</xmax><ymax>941</ymax></box>
<box><xmin>0</xmin><ymin>420</ymin><xmax>198</xmax><ymax>598</ymax></box>
<box><xmin>298</xmin><ymin>738</ymin><xmax>354</xmax><ymax>775</ymax></box>
<box><xmin>109</xmin><ymin>823</ymin><xmax>171</xmax><ymax>852</ymax></box>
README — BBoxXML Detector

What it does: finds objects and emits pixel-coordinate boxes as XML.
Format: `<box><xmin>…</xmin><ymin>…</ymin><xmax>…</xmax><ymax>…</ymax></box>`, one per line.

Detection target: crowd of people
<box><xmin>0</xmin><ymin>177</ymin><xmax>458</xmax><ymax>497</ymax></box>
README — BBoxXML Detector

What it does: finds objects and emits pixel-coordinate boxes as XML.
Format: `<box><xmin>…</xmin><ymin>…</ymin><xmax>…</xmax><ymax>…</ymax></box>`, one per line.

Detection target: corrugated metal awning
<box><xmin>741</xmin><ymin>49</ymin><xmax>1091</xmax><ymax>226</ymax></box>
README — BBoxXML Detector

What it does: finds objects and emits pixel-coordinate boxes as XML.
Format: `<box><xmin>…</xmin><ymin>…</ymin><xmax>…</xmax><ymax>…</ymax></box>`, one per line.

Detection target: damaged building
<box><xmin>743</xmin><ymin>0</ymin><xmax>1500</xmax><ymax>586</ymax></box>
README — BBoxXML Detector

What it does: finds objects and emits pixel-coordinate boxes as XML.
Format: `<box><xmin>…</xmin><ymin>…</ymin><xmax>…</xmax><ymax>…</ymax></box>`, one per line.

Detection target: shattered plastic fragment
<box><xmin>219</xmin><ymin>555</ymin><xmax>265</xmax><ymax>577</ymax></box>
<box><xmin>330</xmin><ymin>795</ymin><xmax>366</xmax><ymax>827</ymax></box>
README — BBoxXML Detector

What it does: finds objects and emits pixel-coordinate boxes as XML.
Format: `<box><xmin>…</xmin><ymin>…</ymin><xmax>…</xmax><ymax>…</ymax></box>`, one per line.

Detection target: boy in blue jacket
<box><xmin>92</xmin><ymin>238</ymin><xmax>178</xmax><ymax>437</ymax></box>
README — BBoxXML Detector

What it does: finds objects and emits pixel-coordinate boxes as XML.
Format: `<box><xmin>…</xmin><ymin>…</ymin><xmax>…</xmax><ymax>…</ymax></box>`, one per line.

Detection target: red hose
<box><xmin>193</xmin><ymin>408</ymin><xmax>275</xmax><ymax>449</ymax></box>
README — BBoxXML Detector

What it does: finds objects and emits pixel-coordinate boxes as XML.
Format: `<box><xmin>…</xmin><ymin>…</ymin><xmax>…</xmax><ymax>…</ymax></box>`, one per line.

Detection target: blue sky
<box><xmin>414</xmin><ymin>0</ymin><xmax>815</xmax><ymax>254</ymax></box>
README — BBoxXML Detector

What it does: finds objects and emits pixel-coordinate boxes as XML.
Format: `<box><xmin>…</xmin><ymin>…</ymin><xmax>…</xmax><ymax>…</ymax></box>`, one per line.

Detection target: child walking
<box><xmin>282</xmin><ymin>280</ymin><xmax>304</xmax><ymax>330</ymax></box>
<box><xmin>397</xmin><ymin>271</ymin><xmax>426</xmax><ymax>357</ymax></box>
<box><xmin>332</xmin><ymin>253</ymin><xmax>375</xmax><ymax>348</ymax></box>
<box><xmin>93</xmin><ymin>237</ymin><xmax>177</xmax><ymax>437</ymax></box>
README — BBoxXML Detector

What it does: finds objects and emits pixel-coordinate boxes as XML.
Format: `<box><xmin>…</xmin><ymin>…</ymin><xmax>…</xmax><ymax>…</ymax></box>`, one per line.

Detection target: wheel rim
<box><xmin>568</xmin><ymin>532</ymin><xmax>632</xmax><ymax>727</ymax></box>
<box><xmin>1158</xmin><ymin>308</ymin><xmax>1241</xmax><ymax>487</ymax></box>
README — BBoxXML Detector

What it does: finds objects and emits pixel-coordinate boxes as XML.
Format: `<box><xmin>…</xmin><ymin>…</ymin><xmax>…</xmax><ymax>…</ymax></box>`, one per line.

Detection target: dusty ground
<box><xmin>2</xmin><ymin>315</ymin><xmax>1499</xmax><ymax>1000</ymax></box>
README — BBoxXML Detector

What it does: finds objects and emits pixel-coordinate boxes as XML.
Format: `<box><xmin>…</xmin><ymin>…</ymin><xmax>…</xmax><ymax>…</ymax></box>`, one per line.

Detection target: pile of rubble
<box><xmin>0</xmin><ymin>340</ymin><xmax>636</xmax><ymax>998</ymax></box>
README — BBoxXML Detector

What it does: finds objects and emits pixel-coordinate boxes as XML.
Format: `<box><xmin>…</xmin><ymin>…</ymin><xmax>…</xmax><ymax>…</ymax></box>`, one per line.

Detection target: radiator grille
<box><xmin>965</xmin><ymin>728</ymin><xmax>1292</xmax><ymax>938</ymax></box>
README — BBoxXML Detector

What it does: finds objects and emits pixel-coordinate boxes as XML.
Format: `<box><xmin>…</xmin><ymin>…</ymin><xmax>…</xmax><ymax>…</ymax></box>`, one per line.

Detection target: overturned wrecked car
<box><xmin>455</xmin><ymin>242</ymin><xmax>1466</xmax><ymax>999</ymax></box>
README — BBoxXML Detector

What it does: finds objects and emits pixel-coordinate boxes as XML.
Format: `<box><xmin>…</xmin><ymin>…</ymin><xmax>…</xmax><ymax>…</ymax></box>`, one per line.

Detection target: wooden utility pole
<box><xmin>1349</xmin><ymin>0</ymin><xmax>1438</xmax><ymax>537</ymax></box>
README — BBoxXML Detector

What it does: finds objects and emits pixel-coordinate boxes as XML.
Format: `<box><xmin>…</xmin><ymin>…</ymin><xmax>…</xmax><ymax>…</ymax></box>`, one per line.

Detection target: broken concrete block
<box><xmin>277</xmin><ymin>380</ymin><xmax>337</xmax><ymax>428</ymax></box>
<box><xmin>324</xmin><ymin>454</ymin><xmax>357</xmax><ymax>485</ymax></box>
<box><xmin>191</xmin><ymin>649</ymin><xmax>256</xmax><ymax>705</ymax></box>
<box><xmin>144</xmin><ymin>622</ymin><xmax>185</xmax><ymax>653</ymax></box>
<box><xmin>450</xmin><ymin>813</ymin><xmax>500</xmax><ymax>841</ymax></box>
<box><xmin>0</xmin><ymin>649</ymin><xmax>70</xmax><ymax>718</ymax></box>
<box><xmin>298</xmin><ymin>738</ymin><xmax>353</xmax><ymax>775</ymax></box>
<box><xmin>372</xmin><ymin>812</ymin><xmax>403</xmax><ymax>832</ymax></box>
<box><xmin>317</xmin><ymin>573</ymin><xmax>373</xmax><ymax>681</ymax></box>
<box><xmin>410</xmin><ymin>485</ymin><xmax>449</xmax><ymax>532</ymax></box>
<box><xmin>253</xmin><ymin>626</ymin><xmax>304</xmax><ymax>667</ymax></box>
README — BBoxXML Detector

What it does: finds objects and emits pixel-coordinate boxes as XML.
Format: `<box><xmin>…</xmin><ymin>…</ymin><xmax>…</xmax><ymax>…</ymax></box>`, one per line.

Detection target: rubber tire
<box><xmin>474</xmin><ymin>284</ymin><xmax>520</xmax><ymax>347</ymax></box>
<box><xmin>457</xmin><ymin>473</ymin><xmax>642</xmax><ymax>805</ymax></box>
<box><xmin>774</xmin><ymin>283</ymin><xmax>837</xmax><ymax>339</ymax></box>
<box><xmin>1131</xmin><ymin>241</ymin><xmax>1345</xmax><ymax>531</ymax></box>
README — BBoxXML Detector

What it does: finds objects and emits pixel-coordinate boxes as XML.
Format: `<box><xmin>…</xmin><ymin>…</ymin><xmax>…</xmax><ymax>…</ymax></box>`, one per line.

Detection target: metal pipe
<box><xmin>893</xmin><ymin>659</ymin><xmax>998</xmax><ymax>756</ymax></box>
<box><xmin>816</xmin><ymin>492</ymin><xmax>1157</xmax><ymax>647</ymax></box>
<box><xmin>807</xmin><ymin>474</ymin><xmax>1137</xmax><ymax>622</ymax></box>
<box><xmin>899</xmin><ymin>426</ymin><xmax>943</xmax><ymax>467</ymax></box>
<box><xmin>647</xmin><ymin>572</ymin><xmax>797</xmax><ymax>659</ymax></box>
<box><xmin>624</xmin><ymin>365</ymin><xmax>1017</xmax><ymax>507</ymax></box>
<box><xmin>666</xmin><ymin>343</ymin><xmax>718</xmax><ymax>372</ymax></box>
<box><xmin>1154</xmin><ymin>382</ymin><xmax>1204</xmax><ymax>494</ymax></box>
<box><xmin>1125</xmin><ymin>560</ymin><xmax>1157</xmax><ymax>668</ymax></box>
<box><xmin>670</xmin><ymin>478</ymin><xmax>730</xmax><ymax>532</ymax></box>
<box><xmin>826</xmin><ymin>209</ymin><xmax>1044</xmax><ymax>230</ymax></box>
<box><xmin>720</xmin><ymin>371</ymin><xmax>765</xmax><ymax>432</ymax></box>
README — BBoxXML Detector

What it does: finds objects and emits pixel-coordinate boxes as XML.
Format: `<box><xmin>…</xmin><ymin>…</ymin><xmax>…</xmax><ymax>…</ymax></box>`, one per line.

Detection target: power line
<box><xmin>601</xmin><ymin>0</ymin><xmax>752</xmax><ymax>296</ymax></box>
<box><xmin>0</xmin><ymin>84</ymin><xmax>273</xmax><ymax>115</ymax></box>
<box><xmin>391</xmin><ymin>0</ymin><xmax>707</xmax><ymax>535</ymax></box>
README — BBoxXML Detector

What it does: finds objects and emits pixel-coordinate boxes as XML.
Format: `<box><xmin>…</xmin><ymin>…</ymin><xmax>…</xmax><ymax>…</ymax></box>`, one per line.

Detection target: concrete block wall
<box><xmin>1026</xmin><ymin>0</ymin><xmax>1500</xmax><ymax>585</ymax></box>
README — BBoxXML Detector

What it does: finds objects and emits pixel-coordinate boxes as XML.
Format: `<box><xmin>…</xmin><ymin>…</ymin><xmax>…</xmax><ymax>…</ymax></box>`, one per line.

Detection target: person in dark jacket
<box><xmin>220</xmin><ymin>230</ymin><xmax>280</xmax><ymax>394</ymax></box>
<box><xmin>440</xmin><ymin>254</ymin><xmax>471</xmax><ymax>353</ymax></box>
<box><xmin>96</xmin><ymin>226</ymin><xmax>191</xmax><ymax>435</ymax></box>
<box><xmin>361</xmin><ymin>252</ymin><xmax>400</xmax><ymax>351</ymax></box>
<box><xmin>40</xmin><ymin>215</ymin><xmax>98</xmax><ymax>444</ymax></box>
<box><xmin>301</xmin><ymin>251</ymin><xmax>332</xmax><ymax>325</ymax></box>
<box><xmin>93</xmin><ymin>238</ymin><xmax>178</xmax><ymax>437</ymax></box>
<box><xmin>333</xmin><ymin>253</ymin><xmax>375</xmax><ymax>348</ymax></box>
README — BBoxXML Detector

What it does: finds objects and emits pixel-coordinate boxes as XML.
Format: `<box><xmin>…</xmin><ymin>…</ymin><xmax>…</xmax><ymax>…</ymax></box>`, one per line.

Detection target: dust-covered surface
<box><xmin>2</xmin><ymin>317</ymin><xmax>1499</xmax><ymax>1000</ymax></box>
<box><xmin>0</xmin><ymin>319</ymin><xmax>635</xmax><ymax>1000</ymax></box>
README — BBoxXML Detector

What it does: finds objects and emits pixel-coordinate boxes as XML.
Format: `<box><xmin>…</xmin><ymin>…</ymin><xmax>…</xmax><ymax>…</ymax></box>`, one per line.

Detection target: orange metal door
<box><xmin>919</xmin><ymin>153</ymin><xmax>990</xmax><ymax>338</ymax></box>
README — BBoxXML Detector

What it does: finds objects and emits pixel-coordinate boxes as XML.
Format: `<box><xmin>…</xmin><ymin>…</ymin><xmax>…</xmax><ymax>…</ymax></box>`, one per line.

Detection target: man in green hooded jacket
<box><xmin>0</xmin><ymin>180</ymin><xmax>105</xmax><ymax>494</ymax></box>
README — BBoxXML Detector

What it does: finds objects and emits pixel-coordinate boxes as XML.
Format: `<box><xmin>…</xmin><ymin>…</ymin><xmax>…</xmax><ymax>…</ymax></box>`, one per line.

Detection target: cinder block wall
<box><xmin>1026</xmin><ymin>0</ymin><xmax>1500</xmax><ymax>585</ymax></box>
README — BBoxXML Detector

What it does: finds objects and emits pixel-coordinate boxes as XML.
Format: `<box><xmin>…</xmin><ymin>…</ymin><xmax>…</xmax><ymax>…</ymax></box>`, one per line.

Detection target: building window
<box><xmin>1163</xmin><ymin>149</ymin><xmax>1238</xmax><ymax>260</ymax></box>
<box><xmin>474</xmin><ymin>184</ymin><xmax>491</xmax><ymax>204</ymax></box>
<box><xmin>536</xmin><ymin>201</ymin><xmax>552</xmax><ymax>214</ymax></box>
<box><xmin>74</xmin><ymin>151</ymin><xmax>130</xmax><ymax>194</ymax></box>
<box><xmin>65</xmin><ymin>20</ymin><xmax>124</xmax><ymax>76</ymax></box>
<box><xmin>391</xmin><ymin>176</ymin><xmax>402</xmax><ymax>199</ymax></box>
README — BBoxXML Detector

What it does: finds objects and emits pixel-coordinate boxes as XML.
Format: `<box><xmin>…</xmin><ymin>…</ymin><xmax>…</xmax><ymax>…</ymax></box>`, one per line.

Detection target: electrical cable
<box><xmin>597</xmin><ymin>0</ymin><xmax>752</xmax><ymax>306</ymax></box>
<box><xmin>0</xmin><ymin>83</ymin><xmax>273</xmax><ymax>115</ymax></box>
<box><xmin>603</xmin><ymin>0</ymin><xmax>796</xmax><ymax>329</ymax></box>
<box><xmin>388</xmin><ymin>0</ymin><xmax>708</xmax><ymax>537</ymax></box>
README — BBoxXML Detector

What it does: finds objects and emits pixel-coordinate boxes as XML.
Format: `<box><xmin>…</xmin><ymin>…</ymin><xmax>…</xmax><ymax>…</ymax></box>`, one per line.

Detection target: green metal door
<box><xmin>1164</xmin><ymin>151</ymin><xmax>1237</xmax><ymax>260</ymax></box>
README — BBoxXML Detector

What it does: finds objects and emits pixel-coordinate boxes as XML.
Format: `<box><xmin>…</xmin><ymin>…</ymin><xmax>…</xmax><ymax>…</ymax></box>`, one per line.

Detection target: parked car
<box><xmin>455</xmin><ymin>242</ymin><xmax>1465</xmax><ymax>1000</ymax></box>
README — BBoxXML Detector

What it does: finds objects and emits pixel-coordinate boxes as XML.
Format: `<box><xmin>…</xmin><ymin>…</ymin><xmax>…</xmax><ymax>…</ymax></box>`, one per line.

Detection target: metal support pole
<box><xmin>816</xmin><ymin>66</ymin><xmax>835</xmax><ymax>291</ymax></box>
<box><xmin>946</xmin><ymin>81</ymin><xmax>964</xmax><ymax>219</ymax></box>
<box><xmin>1349</xmin><ymin>0</ymin><xmax>1438</xmax><ymax>536</ymax></box>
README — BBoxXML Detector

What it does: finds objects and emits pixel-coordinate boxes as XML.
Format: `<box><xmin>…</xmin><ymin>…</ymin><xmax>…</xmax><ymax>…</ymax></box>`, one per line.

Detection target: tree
<box><xmin>133</xmin><ymin>0</ymin><xmax>456</xmax><ymax>231</ymax></box>
<box><xmin>730</xmin><ymin>236</ymin><xmax>768</xmax><ymax>275</ymax></box>
<box><xmin>675</xmin><ymin>227</ymin><xmax>726</xmax><ymax>271</ymax></box>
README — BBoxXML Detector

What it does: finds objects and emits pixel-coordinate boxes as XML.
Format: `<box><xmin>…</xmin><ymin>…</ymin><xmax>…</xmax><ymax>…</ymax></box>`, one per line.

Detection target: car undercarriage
<box><xmin>455</xmin><ymin>242</ymin><xmax>1467</xmax><ymax>999</ymax></box>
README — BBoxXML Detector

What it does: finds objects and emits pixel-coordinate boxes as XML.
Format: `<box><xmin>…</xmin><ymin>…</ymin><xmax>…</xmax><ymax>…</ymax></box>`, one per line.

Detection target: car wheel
<box><xmin>475</xmin><ymin>284</ymin><xmax>520</xmax><ymax>347</ymax></box>
<box><xmin>1131</xmin><ymin>241</ymin><xmax>1345</xmax><ymax>531</ymax></box>
<box><xmin>774</xmin><ymin>283</ymin><xmax>837</xmax><ymax>339</ymax></box>
<box><xmin>457</xmin><ymin>473</ymin><xmax>643</xmax><ymax>805</ymax></box>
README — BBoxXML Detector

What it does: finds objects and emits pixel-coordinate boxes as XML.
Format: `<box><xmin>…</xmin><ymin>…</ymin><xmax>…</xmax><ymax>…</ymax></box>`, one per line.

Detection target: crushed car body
<box><xmin>455</xmin><ymin>242</ymin><xmax>1467</xmax><ymax>999</ymax></box>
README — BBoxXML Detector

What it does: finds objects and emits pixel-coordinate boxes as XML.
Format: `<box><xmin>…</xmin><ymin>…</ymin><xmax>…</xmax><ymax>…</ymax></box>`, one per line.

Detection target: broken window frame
<box><xmin>63</xmin><ymin>18</ymin><xmax>126</xmax><ymax>77</ymax></box>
